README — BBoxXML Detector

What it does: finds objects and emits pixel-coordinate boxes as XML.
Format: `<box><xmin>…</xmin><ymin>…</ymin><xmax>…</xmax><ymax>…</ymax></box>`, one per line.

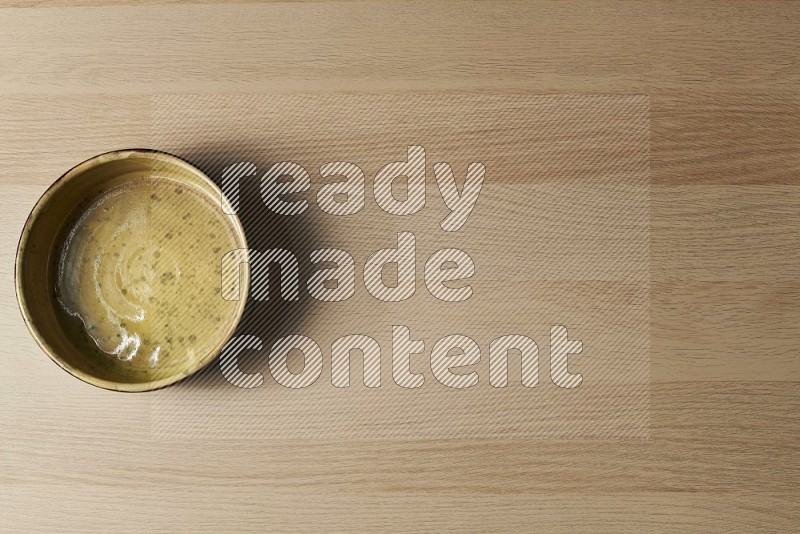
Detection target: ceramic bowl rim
<box><xmin>14</xmin><ymin>149</ymin><xmax>250</xmax><ymax>392</ymax></box>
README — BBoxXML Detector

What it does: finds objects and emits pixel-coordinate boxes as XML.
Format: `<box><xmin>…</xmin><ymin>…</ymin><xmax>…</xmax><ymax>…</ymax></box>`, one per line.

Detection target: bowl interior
<box><xmin>16</xmin><ymin>151</ymin><xmax>249</xmax><ymax>391</ymax></box>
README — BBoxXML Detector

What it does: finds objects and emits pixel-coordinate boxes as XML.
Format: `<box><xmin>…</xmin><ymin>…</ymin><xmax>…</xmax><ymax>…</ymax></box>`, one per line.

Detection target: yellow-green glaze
<box><xmin>16</xmin><ymin>150</ymin><xmax>249</xmax><ymax>392</ymax></box>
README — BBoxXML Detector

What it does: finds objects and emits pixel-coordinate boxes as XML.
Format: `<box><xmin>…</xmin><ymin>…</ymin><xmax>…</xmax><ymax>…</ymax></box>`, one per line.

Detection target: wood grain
<box><xmin>1</xmin><ymin>1</ymin><xmax>798</xmax><ymax>532</ymax></box>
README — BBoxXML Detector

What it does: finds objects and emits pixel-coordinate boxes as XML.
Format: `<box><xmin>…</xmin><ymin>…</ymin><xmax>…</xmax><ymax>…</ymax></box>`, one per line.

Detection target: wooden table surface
<box><xmin>1</xmin><ymin>1</ymin><xmax>798</xmax><ymax>532</ymax></box>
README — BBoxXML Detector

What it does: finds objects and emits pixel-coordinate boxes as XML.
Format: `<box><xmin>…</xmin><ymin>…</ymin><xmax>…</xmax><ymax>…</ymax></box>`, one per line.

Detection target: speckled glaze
<box><xmin>15</xmin><ymin>150</ymin><xmax>250</xmax><ymax>392</ymax></box>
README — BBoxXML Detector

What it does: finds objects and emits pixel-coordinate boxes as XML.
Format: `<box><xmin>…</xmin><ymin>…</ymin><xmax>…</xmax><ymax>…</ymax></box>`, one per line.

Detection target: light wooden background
<box><xmin>1</xmin><ymin>1</ymin><xmax>798</xmax><ymax>532</ymax></box>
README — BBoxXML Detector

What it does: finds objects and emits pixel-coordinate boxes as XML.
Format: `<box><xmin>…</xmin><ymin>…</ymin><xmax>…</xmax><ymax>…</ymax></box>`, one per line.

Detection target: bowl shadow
<box><xmin>165</xmin><ymin>143</ymin><xmax>329</xmax><ymax>391</ymax></box>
